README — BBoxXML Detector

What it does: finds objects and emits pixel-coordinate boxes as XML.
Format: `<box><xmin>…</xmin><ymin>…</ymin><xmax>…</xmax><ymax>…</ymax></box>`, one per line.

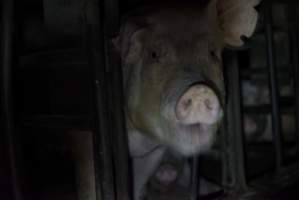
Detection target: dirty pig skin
<box><xmin>112</xmin><ymin>0</ymin><xmax>261</xmax><ymax>199</ymax></box>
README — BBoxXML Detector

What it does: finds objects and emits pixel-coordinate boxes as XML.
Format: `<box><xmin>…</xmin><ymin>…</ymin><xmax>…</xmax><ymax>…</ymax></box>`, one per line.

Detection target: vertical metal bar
<box><xmin>190</xmin><ymin>157</ymin><xmax>200</xmax><ymax>200</ymax></box>
<box><xmin>0</xmin><ymin>0</ymin><xmax>22</xmax><ymax>199</ymax></box>
<box><xmin>225</xmin><ymin>51</ymin><xmax>247</xmax><ymax>191</ymax></box>
<box><xmin>264</xmin><ymin>1</ymin><xmax>283</xmax><ymax>169</ymax></box>
<box><xmin>290</xmin><ymin>27</ymin><xmax>299</xmax><ymax>154</ymax></box>
<box><xmin>104</xmin><ymin>0</ymin><xmax>133</xmax><ymax>199</ymax></box>
<box><xmin>220</xmin><ymin>125</ymin><xmax>230</xmax><ymax>187</ymax></box>
<box><xmin>106</xmin><ymin>44</ymin><xmax>132</xmax><ymax>200</ymax></box>
<box><xmin>84</xmin><ymin>0</ymin><xmax>116</xmax><ymax>200</ymax></box>
<box><xmin>221</xmin><ymin>53</ymin><xmax>233</xmax><ymax>188</ymax></box>
<box><xmin>85</xmin><ymin>0</ymin><xmax>132</xmax><ymax>199</ymax></box>
<box><xmin>103</xmin><ymin>0</ymin><xmax>119</xmax><ymax>36</ymax></box>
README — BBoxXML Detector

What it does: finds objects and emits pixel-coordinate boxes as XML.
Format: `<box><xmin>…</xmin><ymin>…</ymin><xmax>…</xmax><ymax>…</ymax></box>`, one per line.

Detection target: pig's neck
<box><xmin>127</xmin><ymin>118</ymin><xmax>164</xmax><ymax>158</ymax></box>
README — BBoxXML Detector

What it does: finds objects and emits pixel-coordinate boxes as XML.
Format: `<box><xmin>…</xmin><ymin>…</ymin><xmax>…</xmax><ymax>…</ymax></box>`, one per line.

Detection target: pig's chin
<box><xmin>159</xmin><ymin>103</ymin><xmax>218</xmax><ymax>156</ymax></box>
<box><xmin>157</xmin><ymin>119</ymin><xmax>218</xmax><ymax>156</ymax></box>
<box><xmin>171</xmin><ymin>122</ymin><xmax>217</xmax><ymax>156</ymax></box>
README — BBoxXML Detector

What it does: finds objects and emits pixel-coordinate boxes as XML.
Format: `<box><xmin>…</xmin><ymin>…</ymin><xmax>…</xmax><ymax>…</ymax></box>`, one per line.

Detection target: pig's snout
<box><xmin>175</xmin><ymin>84</ymin><xmax>222</xmax><ymax>125</ymax></box>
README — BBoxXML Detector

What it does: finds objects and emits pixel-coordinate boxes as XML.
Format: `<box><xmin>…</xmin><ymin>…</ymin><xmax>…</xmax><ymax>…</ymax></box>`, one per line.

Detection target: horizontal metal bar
<box><xmin>272</xmin><ymin>0</ymin><xmax>299</xmax><ymax>4</ymax></box>
<box><xmin>243</xmin><ymin>98</ymin><xmax>294</xmax><ymax>114</ymax></box>
<box><xmin>251</xmin><ymin>162</ymin><xmax>299</xmax><ymax>191</ymax></box>
<box><xmin>20</xmin><ymin>115</ymin><xmax>91</xmax><ymax>130</ymax></box>
<box><xmin>241</xmin><ymin>67</ymin><xmax>291</xmax><ymax>77</ymax></box>
<box><xmin>243</xmin><ymin>106</ymin><xmax>292</xmax><ymax>114</ymax></box>
<box><xmin>18</xmin><ymin>48</ymin><xmax>87</xmax><ymax>68</ymax></box>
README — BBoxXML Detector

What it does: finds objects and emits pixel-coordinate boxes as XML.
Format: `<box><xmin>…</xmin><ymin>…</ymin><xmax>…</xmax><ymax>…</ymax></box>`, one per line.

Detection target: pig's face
<box><xmin>116</xmin><ymin>0</ymin><xmax>260</xmax><ymax>155</ymax></box>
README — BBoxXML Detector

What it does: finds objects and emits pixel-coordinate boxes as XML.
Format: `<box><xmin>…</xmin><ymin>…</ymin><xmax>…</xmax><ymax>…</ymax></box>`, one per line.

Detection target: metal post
<box><xmin>264</xmin><ymin>1</ymin><xmax>284</xmax><ymax>170</ymax></box>
<box><xmin>220</xmin><ymin>126</ymin><xmax>230</xmax><ymax>187</ymax></box>
<box><xmin>84</xmin><ymin>0</ymin><xmax>116</xmax><ymax>199</ymax></box>
<box><xmin>225</xmin><ymin>51</ymin><xmax>248</xmax><ymax>191</ymax></box>
<box><xmin>190</xmin><ymin>157</ymin><xmax>200</xmax><ymax>200</ymax></box>
<box><xmin>290</xmin><ymin>27</ymin><xmax>299</xmax><ymax>154</ymax></box>
<box><xmin>85</xmin><ymin>0</ymin><xmax>132</xmax><ymax>200</ymax></box>
<box><xmin>104</xmin><ymin>1</ymin><xmax>133</xmax><ymax>200</ymax></box>
<box><xmin>0</xmin><ymin>0</ymin><xmax>22</xmax><ymax>199</ymax></box>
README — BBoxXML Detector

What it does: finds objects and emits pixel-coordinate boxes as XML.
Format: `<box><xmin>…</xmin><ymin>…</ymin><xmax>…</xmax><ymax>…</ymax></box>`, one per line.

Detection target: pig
<box><xmin>70</xmin><ymin>1</ymin><xmax>261</xmax><ymax>200</ymax></box>
<box><xmin>114</xmin><ymin>0</ymin><xmax>261</xmax><ymax>199</ymax></box>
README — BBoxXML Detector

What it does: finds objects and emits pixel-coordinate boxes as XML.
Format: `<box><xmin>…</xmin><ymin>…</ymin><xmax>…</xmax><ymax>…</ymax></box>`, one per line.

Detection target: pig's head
<box><xmin>115</xmin><ymin>0</ymin><xmax>260</xmax><ymax>155</ymax></box>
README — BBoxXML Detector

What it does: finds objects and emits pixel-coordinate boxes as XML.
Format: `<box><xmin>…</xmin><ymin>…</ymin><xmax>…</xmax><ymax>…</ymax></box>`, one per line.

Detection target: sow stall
<box><xmin>1</xmin><ymin>0</ymin><xmax>299</xmax><ymax>199</ymax></box>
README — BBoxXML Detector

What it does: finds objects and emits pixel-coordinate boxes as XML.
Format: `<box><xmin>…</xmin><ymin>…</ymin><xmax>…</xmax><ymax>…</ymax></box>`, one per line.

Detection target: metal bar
<box><xmin>243</xmin><ymin>99</ymin><xmax>294</xmax><ymax>114</ymax></box>
<box><xmin>106</xmin><ymin>43</ymin><xmax>132</xmax><ymax>200</ymax></box>
<box><xmin>104</xmin><ymin>0</ymin><xmax>119</xmax><ymax>37</ymax></box>
<box><xmin>289</xmin><ymin>27</ymin><xmax>299</xmax><ymax>154</ymax></box>
<box><xmin>190</xmin><ymin>157</ymin><xmax>200</xmax><ymax>200</ymax></box>
<box><xmin>0</xmin><ymin>0</ymin><xmax>22</xmax><ymax>199</ymax></box>
<box><xmin>272</xmin><ymin>0</ymin><xmax>299</xmax><ymax>4</ymax></box>
<box><xmin>220</xmin><ymin>128</ymin><xmax>229</xmax><ymax>187</ymax></box>
<box><xmin>221</xmin><ymin>52</ymin><xmax>233</xmax><ymax>188</ymax></box>
<box><xmin>85</xmin><ymin>0</ymin><xmax>132</xmax><ymax>199</ymax></box>
<box><xmin>241</xmin><ymin>67</ymin><xmax>291</xmax><ymax>78</ymax></box>
<box><xmin>288</xmin><ymin>5</ymin><xmax>299</xmax><ymax>154</ymax></box>
<box><xmin>20</xmin><ymin>114</ymin><xmax>91</xmax><ymax>130</ymax></box>
<box><xmin>225</xmin><ymin>51</ymin><xmax>247</xmax><ymax>190</ymax></box>
<box><xmin>104</xmin><ymin>0</ymin><xmax>132</xmax><ymax>199</ymax></box>
<box><xmin>84</xmin><ymin>0</ymin><xmax>116</xmax><ymax>199</ymax></box>
<box><xmin>264</xmin><ymin>1</ymin><xmax>284</xmax><ymax>169</ymax></box>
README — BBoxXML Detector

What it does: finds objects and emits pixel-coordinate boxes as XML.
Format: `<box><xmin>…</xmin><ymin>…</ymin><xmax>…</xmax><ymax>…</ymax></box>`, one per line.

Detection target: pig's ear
<box><xmin>217</xmin><ymin>0</ymin><xmax>261</xmax><ymax>46</ymax></box>
<box><xmin>112</xmin><ymin>18</ymin><xmax>147</xmax><ymax>60</ymax></box>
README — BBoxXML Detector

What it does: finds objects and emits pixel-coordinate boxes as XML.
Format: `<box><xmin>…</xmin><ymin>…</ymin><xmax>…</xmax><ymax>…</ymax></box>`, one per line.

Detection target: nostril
<box><xmin>204</xmin><ymin>99</ymin><xmax>213</xmax><ymax>110</ymax></box>
<box><xmin>183</xmin><ymin>99</ymin><xmax>192</xmax><ymax>110</ymax></box>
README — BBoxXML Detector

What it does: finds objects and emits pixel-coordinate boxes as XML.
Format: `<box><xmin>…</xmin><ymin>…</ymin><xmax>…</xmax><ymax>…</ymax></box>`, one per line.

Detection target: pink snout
<box><xmin>176</xmin><ymin>84</ymin><xmax>222</xmax><ymax>125</ymax></box>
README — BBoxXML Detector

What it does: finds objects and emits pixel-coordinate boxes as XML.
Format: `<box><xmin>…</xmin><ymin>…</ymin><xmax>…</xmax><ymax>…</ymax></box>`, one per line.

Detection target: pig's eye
<box><xmin>210</xmin><ymin>50</ymin><xmax>220</xmax><ymax>62</ymax></box>
<box><xmin>150</xmin><ymin>51</ymin><xmax>160</xmax><ymax>62</ymax></box>
<box><xmin>152</xmin><ymin>52</ymin><xmax>158</xmax><ymax>59</ymax></box>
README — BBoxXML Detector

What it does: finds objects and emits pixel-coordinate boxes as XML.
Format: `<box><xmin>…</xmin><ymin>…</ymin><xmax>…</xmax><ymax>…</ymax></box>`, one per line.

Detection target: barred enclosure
<box><xmin>1</xmin><ymin>0</ymin><xmax>299</xmax><ymax>200</ymax></box>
